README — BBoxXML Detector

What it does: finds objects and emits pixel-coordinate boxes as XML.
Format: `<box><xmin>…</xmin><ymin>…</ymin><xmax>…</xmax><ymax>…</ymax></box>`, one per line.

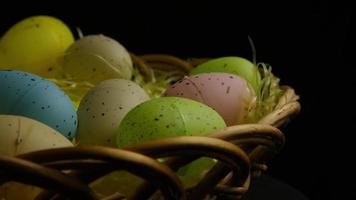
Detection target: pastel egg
<box><xmin>0</xmin><ymin>15</ymin><xmax>74</xmax><ymax>78</ymax></box>
<box><xmin>0</xmin><ymin>115</ymin><xmax>73</xmax><ymax>156</ymax></box>
<box><xmin>190</xmin><ymin>56</ymin><xmax>261</xmax><ymax>94</ymax></box>
<box><xmin>62</xmin><ymin>34</ymin><xmax>133</xmax><ymax>84</ymax></box>
<box><xmin>116</xmin><ymin>97</ymin><xmax>226</xmax><ymax>147</ymax></box>
<box><xmin>0</xmin><ymin>70</ymin><xmax>77</xmax><ymax>139</ymax></box>
<box><xmin>76</xmin><ymin>79</ymin><xmax>150</xmax><ymax>147</ymax></box>
<box><xmin>164</xmin><ymin>72</ymin><xmax>255</xmax><ymax>126</ymax></box>
<box><xmin>116</xmin><ymin>97</ymin><xmax>226</xmax><ymax>187</ymax></box>
<box><xmin>0</xmin><ymin>115</ymin><xmax>73</xmax><ymax>200</ymax></box>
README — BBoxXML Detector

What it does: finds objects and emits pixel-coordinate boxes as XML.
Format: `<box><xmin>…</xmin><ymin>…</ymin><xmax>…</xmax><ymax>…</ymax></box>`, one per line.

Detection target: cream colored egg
<box><xmin>76</xmin><ymin>79</ymin><xmax>150</xmax><ymax>147</ymax></box>
<box><xmin>62</xmin><ymin>34</ymin><xmax>133</xmax><ymax>84</ymax></box>
<box><xmin>0</xmin><ymin>115</ymin><xmax>73</xmax><ymax>200</ymax></box>
<box><xmin>0</xmin><ymin>115</ymin><xmax>73</xmax><ymax>156</ymax></box>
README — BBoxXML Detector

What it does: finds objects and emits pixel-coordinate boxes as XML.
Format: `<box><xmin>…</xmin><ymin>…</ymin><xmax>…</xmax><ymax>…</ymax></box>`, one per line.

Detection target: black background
<box><xmin>0</xmin><ymin>1</ymin><xmax>355</xmax><ymax>199</ymax></box>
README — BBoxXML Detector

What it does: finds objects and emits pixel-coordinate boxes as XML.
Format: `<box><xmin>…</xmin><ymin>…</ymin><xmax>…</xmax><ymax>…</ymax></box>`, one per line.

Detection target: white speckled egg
<box><xmin>0</xmin><ymin>70</ymin><xmax>77</xmax><ymax>139</ymax></box>
<box><xmin>0</xmin><ymin>115</ymin><xmax>73</xmax><ymax>156</ymax></box>
<box><xmin>62</xmin><ymin>34</ymin><xmax>133</xmax><ymax>84</ymax></box>
<box><xmin>76</xmin><ymin>79</ymin><xmax>150</xmax><ymax>147</ymax></box>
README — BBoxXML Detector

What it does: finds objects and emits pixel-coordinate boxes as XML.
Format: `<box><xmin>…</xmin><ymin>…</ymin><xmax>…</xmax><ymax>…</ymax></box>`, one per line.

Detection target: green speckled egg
<box><xmin>116</xmin><ymin>97</ymin><xmax>226</xmax><ymax>187</ymax></box>
<box><xmin>117</xmin><ymin>97</ymin><xmax>226</xmax><ymax>147</ymax></box>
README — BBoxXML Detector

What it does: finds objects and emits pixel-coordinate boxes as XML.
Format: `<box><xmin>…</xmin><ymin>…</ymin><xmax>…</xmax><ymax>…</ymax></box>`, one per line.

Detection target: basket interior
<box><xmin>0</xmin><ymin>54</ymin><xmax>300</xmax><ymax>200</ymax></box>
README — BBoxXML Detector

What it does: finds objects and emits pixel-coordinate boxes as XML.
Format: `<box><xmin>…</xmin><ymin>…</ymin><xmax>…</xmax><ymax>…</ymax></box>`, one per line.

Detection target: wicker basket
<box><xmin>0</xmin><ymin>54</ymin><xmax>300</xmax><ymax>200</ymax></box>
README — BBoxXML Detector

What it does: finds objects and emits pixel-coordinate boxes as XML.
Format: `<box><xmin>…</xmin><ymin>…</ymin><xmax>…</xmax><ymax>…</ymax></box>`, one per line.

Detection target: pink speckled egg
<box><xmin>163</xmin><ymin>72</ymin><xmax>256</xmax><ymax>126</ymax></box>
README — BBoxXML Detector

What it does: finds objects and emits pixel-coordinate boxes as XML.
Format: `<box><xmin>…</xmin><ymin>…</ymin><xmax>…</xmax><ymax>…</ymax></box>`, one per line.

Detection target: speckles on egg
<box><xmin>164</xmin><ymin>72</ymin><xmax>255</xmax><ymax>126</ymax></box>
<box><xmin>0</xmin><ymin>115</ymin><xmax>73</xmax><ymax>156</ymax></box>
<box><xmin>76</xmin><ymin>79</ymin><xmax>150</xmax><ymax>147</ymax></box>
<box><xmin>0</xmin><ymin>16</ymin><xmax>74</xmax><ymax>78</ymax></box>
<box><xmin>62</xmin><ymin>35</ymin><xmax>133</xmax><ymax>84</ymax></box>
<box><xmin>116</xmin><ymin>97</ymin><xmax>226</xmax><ymax>187</ymax></box>
<box><xmin>116</xmin><ymin>97</ymin><xmax>226</xmax><ymax>148</ymax></box>
<box><xmin>190</xmin><ymin>56</ymin><xmax>261</xmax><ymax>94</ymax></box>
<box><xmin>0</xmin><ymin>70</ymin><xmax>77</xmax><ymax>139</ymax></box>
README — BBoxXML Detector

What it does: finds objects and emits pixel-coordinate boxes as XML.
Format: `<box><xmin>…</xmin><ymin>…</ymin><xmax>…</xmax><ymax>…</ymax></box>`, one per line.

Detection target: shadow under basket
<box><xmin>0</xmin><ymin>54</ymin><xmax>301</xmax><ymax>200</ymax></box>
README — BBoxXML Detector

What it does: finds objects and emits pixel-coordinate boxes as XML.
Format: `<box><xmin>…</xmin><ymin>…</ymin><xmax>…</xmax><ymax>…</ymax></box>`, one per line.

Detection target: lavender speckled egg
<box><xmin>0</xmin><ymin>70</ymin><xmax>77</xmax><ymax>139</ymax></box>
<box><xmin>164</xmin><ymin>72</ymin><xmax>256</xmax><ymax>126</ymax></box>
<box><xmin>76</xmin><ymin>79</ymin><xmax>150</xmax><ymax>147</ymax></box>
<box><xmin>190</xmin><ymin>56</ymin><xmax>261</xmax><ymax>94</ymax></box>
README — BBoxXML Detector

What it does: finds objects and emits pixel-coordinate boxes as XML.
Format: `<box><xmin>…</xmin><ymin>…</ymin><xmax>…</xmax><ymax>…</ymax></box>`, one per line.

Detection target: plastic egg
<box><xmin>117</xmin><ymin>97</ymin><xmax>226</xmax><ymax>147</ymax></box>
<box><xmin>117</xmin><ymin>97</ymin><xmax>226</xmax><ymax>187</ymax></box>
<box><xmin>77</xmin><ymin>79</ymin><xmax>150</xmax><ymax>147</ymax></box>
<box><xmin>0</xmin><ymin>70</ymin><xmax>77</xmax><ymax>139</ymax></box>
<box><xmin>62</xmin><ymin>34</ymin><xmax>133</xmax><ymax>84</ymax></box>
<box><xmin>0</xmin><ymin>115</ymin><xmax>73</xmax><ymax>200</ymax></box>
<box><xmin>0</xmin><ymin>15</ymin><xmax>74</xmax><ymax>78</ymax></box>
<box><xmin>164</xmin><ymin>73</ymin><xmax>255</xmax><ymax>126</ymax></box>
<box><xmin>0</xmin><ymin>115</ymin><xmax>73</xmax><ymax>156</ymax></box>
<box><xmin>190</xmin><ymin>56</ymin><xmax>261</xmax><ymax>94</ymax></box>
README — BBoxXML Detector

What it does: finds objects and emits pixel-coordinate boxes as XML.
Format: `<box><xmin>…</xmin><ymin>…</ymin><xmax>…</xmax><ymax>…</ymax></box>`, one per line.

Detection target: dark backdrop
<box><xmin>0</xmin><ymin>1</ymin><xmax>354</xmax><ymax>199</ymax></box>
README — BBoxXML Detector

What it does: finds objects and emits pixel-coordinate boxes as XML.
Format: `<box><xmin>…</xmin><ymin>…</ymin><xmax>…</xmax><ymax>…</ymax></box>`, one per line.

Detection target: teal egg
<box><xmin>0</xmin><ymin>70</ymin><xmax>77</xmax><ymax>139</ymax></box>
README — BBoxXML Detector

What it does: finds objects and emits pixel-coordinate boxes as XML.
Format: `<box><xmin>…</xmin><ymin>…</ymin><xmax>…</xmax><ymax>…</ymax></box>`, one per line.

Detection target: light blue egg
<box><xmin>0</xmin><ymin>70</ymin><xmax>77</xmax><ymax>139</ymax></box>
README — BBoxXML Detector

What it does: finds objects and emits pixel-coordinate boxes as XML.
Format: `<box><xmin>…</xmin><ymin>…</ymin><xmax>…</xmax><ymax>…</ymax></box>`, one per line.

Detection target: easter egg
<box><xmin>117</xmin><ymin>97</ymin><xmax>226</xmax><ymax>187</ymax></box>
<box><xmin>117</xmin><ymin>97</ymin><xmax>226</xmax><ymax>147</ymax></box>
<box><xmin>0</xmin><ymin>115</ymin><xmax>73</xmax><ymax>156</ymax></box>
<box><xmin>164</xmin><ymin>73</ymin><xmax>255</xmax><ymax>125</ymax></box>
<box><xmin>190</xmin><ymin>56</ymin><xmax>261</xmax><ymax>93</ymax></box>
<box><xmin>77</xmin><ymin>79</ymin><xmax>150</xmax><ymax>147</ymax></box>
<box><xmin>0</xmin><ymin>70</ymin><xmax>77</xmax><ymax>139</ymax></box>
<box><xmin>62</xmin><ymin>34</ymin><xmax>133</xmax><ymax>84</ymax></box>
<box><xmin>0</xmin><ymin>16</ymin><xmax>74</xmax><ymax>78</ymax></box>
<box><xmin>0</xmin><ymin>115</ymin><xmax>73</xmax><ymax>200</ymax></box>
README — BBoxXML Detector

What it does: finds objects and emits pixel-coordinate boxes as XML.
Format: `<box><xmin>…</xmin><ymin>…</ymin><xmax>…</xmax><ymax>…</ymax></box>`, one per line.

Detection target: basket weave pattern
<box><xmin>0</xmin><ymin>54</ymin><xmax>300</xmax><ymax>200</ymax></box>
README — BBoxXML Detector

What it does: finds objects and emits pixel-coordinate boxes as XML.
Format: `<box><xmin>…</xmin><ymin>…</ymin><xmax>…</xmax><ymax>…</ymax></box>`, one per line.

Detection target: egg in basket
<box><xmin>0</xmin><ymin>16</ymin><xmax>300</xmax><ymax>200</ymax></box>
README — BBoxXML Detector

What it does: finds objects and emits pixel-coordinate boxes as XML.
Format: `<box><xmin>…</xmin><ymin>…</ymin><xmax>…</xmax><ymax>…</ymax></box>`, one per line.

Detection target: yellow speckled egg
<box><xmin>0</xmin><ymin>16</ymin><xmax>74</xmax><ymax>78</ymax></box>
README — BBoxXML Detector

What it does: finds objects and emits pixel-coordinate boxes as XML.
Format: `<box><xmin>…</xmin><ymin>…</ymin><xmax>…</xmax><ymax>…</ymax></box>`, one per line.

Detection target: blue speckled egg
<box><xmin>0</xmin><ymin>70</ymin><xmax>77</xmax><ymax>139</ymax></box>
